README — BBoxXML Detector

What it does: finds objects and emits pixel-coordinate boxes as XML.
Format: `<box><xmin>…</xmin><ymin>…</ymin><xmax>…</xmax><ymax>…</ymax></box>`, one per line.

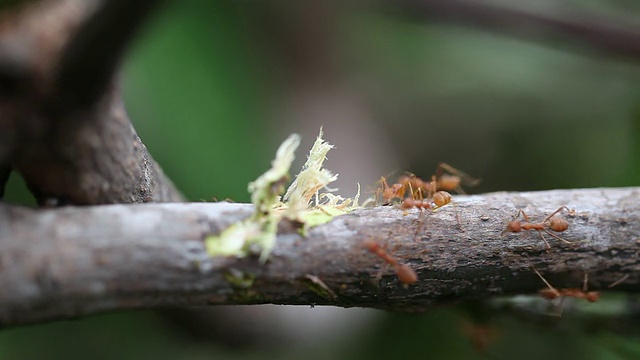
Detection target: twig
<box><xmin>0</xmin><ymin>187</ymin><xmax>638</xmax><ymax>327</ymax></box>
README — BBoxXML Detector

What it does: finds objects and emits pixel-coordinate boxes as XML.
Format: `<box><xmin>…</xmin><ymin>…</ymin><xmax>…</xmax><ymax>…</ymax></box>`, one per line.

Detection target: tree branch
<box><xmin>0</xmin><ymin>0</ymin><xmax>182</xmax><ymax>204</ymax></box>
<box><xmin>53</xmin><ymin>0</ymin><xmax>164</xmax><ymax>110</ymax></box>
<box><xmin>1</xmin><ymin>187</ymin><xmax>638</xmax><ymax>327</ymax></box>
<box><xmin>386</xmin><ymin>0</ymin><xmax>640</xmax><ymax>61</ymax></box>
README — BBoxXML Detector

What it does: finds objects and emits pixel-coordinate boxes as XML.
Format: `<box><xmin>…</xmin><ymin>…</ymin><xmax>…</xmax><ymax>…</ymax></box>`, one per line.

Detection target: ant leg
<box><xmin>519</xmin><ymin>210</ymin><xmax>531</xmax><ymax>223</ymax></box>
<box><xmin>437</xmin><ymin>162</ymin><xmax>464</xmax><ymax>178</ymax></box>
<box><xmin>413</xmin><ymin>203</ymin><xmax>428</xmax><ymax>237</ymax></box>
<box><xmin>511</xmin><ymin>209</ymin><xmax>528</xmax><ymax>222</ymax></box>
<box><xmin>532</xmin><ymin>267</ymin><xmax>565</xmax><ymax>316</ymax></box>
<box><xmin>543</xmin><ymin>229</ymin><xmax>573</xmax><ymax>244</ymax></box>
<box><xmin>532</xmin><ymin>267</ymin><xmax>559</xmax><ymax>295</ymax></box>
<box><xmin>407</xmin><ymin>182</ymin><xmax>417</xmax><ymax>200</ymax></box>
<box><xmin>437</xmin><ymin>162</ymin><xmax>481</xmax><ymax>187</ymax></box>
<box><xmin>453</xmin><ymin>202</ymin><xmax>463</xmax><ymax>231</ymax></box>
<box><xmin>380</xmin><ymin>176</ymin><xmax>390</xmax><ymax>189</ymax></box>
<box><xmin>543</xmin><ymin>206</ymin><xmax>571</xmax><ymax>223</ymax></box>
<box><xmin>582</xmin><ymin>273</ymin><xmax>589</xmax><ymax>292</ymax></box>
<box><xmin>429</xmin><ymin>175</ymin><xmax>438</xmax><ymax>197</ymax></box>
<box><xmin>536</xmin><ymin>230</ymin><xmax>551</xmax><ymax>251</ymax></box>
<box><xmin>378</xmin><ymin>177</ymin><xmax>389</xmax><ymax>204</ymax></box>
<box><xmin>454</xmin><ymin>185</ymin><xmax>467</xmax><ymax>195</ymax></box>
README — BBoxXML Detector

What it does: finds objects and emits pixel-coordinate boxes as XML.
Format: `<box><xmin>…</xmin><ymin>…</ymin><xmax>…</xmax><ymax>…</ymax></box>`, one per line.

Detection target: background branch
<box><xmin>0</xmin><ymin>0</ymin><xmax>182</xmax><ymax>204</ymax></box>
<box><xmin>387</xmin><ymin>0</ymin><xmax>640</xmax><ymax>61</ymax></box>
<box><xmin>1</xmin><ymin>187</ymin><xmax>638</xmax><ymax>327</ymax></box>
<box><xmin>54</xmin><ymin>0</ymin><xmax>165</xmax><ymax>110</ymax></box>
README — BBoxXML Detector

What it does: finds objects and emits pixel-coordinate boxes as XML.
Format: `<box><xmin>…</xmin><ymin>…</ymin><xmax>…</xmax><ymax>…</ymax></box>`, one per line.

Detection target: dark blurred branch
<box><xmin>0</xmin><ymin>166</ymin><xmax>9</xmax><ymax>198</ymax></box>
<box><xmin>54</xmin><ymin>0</ymin><xmax>164</xmax><ymax>110</ymax></box>
<box><xmin>387</xmin><ymin>0</ymin><xmax>640</xmax><ymax>61</ymax></box>
<box><xmin>1</xmin><ymin>188</ymin><xmax>638</xmax><ymax>327</ymax></box>
<box><xmin>0</xmin><ymin>0</ymin><xmax>182</xmax><ymax>204</ymax></box>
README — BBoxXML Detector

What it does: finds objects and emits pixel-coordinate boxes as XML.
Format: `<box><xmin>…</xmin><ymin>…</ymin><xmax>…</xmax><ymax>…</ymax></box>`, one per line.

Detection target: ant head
<box><xmin>398</xmin><ymin>173</ymin><xmax>413</xmax><ymax>183</ymax></box>
<box><xmin>539</xmin><ymin>288</ymin><xmax>560</xmax><ymax>300</ymax></box>
<box><xmin>505</xmin><ymin>220</ymin><xmax>521</xmax><ymax>233</ymax></box>
<box><xmin>362</xmin><ymin>238</ymin><xmax>378</xmax><ymax>251</ymax></box>
<box><xmin>586</xmin><ymin>292</ymin><xmax>600</xmax><ymax>302</ymax></box>
<box><xmin>549</xmin><ymin>217</ymin><xmax>569</xmax><ymax>232</ymax></box>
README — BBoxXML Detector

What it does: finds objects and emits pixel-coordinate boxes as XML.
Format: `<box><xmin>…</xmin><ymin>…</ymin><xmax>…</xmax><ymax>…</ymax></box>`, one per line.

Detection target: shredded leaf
<box><xmin>206</xmin><ymin>134</ymin><xmax>299</xmax><ymax>261</ymax></box>
<box><xmin>206</xmin><ymin>128</ymin><xmax>361</xmax><ymax>261</ymax></box>
<box><xmin>283</xmin><ymin>127</ymin><xmax>338</xmax><ymax>215</ymax></box>
<box><xmin>249</xmin><ymin>134</ymin><xmax>301</xmax><ymax>216</ymax></box>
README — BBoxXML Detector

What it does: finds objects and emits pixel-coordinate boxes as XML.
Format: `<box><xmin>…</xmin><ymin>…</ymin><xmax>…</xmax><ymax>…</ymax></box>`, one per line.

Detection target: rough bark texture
<box><xmin>1</xmin><ymin>187</ymin><xmax>638</xmax><ymax>327</ymax></box>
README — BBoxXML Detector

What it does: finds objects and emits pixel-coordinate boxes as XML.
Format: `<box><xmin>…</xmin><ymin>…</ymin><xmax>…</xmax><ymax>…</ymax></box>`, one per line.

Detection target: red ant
<box><xmin>502</xmin><ymin>206</ymin><xmax>574</xmax><ymax>250</ymax></box>
<box><xmin>363</xmin><ymin>239</ymin><xmax>418</xmax><ymax>285</ymax></box>
<box><xmin>396</xmin><ymin>172</ymin><xmax>435</xmax><ymax>199</ymax></box>
<box><xmin>378</xmin><ymin>162</ymin><xmax>477</xmax><ymax>205</ymax></box>
<box><xmin>378</xmin><ymin>176</ymin><xmax>408</xmax><ymax>204</ymax></box>
<box><xmin>531</xmin><ymin>267</ymin><xmax>599</xmax><ymax>317</ymax></box>
<box><xmin>400</xmin><ymin>163</ymin><xmax>479</xmax><ymax>197</ymax></box>
<box><xmin>401</xmin><ymin>190</ymin><xmax>452</xmax><ymax>211</ymax></box>
<box><xmin>378</xmin><ymin>173</ymin><xmax>434</xmax><ymax>204</ymax></box>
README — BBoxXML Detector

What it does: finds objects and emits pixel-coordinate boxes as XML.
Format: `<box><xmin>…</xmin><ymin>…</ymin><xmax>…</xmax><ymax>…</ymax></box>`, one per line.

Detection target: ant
<box><xmin>378</xmin><ymin>176</ymin><xmax>408</xmax><ymax>204</ymax></box>
<box><xmin>363</xmin><ymin>239</ymin><xmax>418</xmax><ymax>285</ymax></box>
<box><xmin>401</xmin><ymin>190</ymin><xmax>452</xmax><ymax>211</ymax></box>
<box><xmin>378</xmin><ymin>173</ymin><xmax>435</xmax><ymax>204</ymax></box>
<box><xmin>531</xmin><ymin>267</ymin><xmax>599</xmax><ymax>317</ymax></box>
<box><xmin>502</xmin><ymin>206</ymin><xmax>574</xmax><ymax>250</ymax></box>
<box><xmin>533</xmin><ymin>267</ymin><xmax>599</xmax><ymax>303</ymax></box>
<box><xmin>400</xmin><ymin>163</ymin><xmax>479</xmax><ymax>197</ymax></box>
<box><xmin>396</xmin><ymin>172</ymin><xmax>434</xmax><ymax>199</ymax></box>
<box><xmin>377</xmin><ymin>162</ymin><xmax>477</xmax><ymax>205</ymax></box>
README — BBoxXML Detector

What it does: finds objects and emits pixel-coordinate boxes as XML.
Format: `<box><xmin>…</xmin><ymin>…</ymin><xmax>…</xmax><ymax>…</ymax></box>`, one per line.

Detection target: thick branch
<box><xmin>12</xmin><ymin>85</ymin><xmax>184</xmax><ymax>205</ymax></box>
<box><xmin>387</xmin><ymin>0</ymin><xmax>640</xmax><ymax>61</ymax></box>
<box><xmin>0</xmin><ymin>0</ymin><xmax>182</xmax><ymax>204</ymax></box>
<box><xmin>1</xmin><ymin>187</ymin><xmax>638</xmax><ymax>327</ymax></box>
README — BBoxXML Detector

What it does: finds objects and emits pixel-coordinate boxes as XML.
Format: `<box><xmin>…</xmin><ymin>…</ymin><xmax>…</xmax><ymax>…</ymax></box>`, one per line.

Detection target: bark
<box><xmin>0</xmin><ymin>187</ymin><xmax>638</xmax><ymax>327</ymax></box>
<box><xmin>0</xmin><ymin>0</ymin><xmax>181</xmax><ymax>205</ymax></box>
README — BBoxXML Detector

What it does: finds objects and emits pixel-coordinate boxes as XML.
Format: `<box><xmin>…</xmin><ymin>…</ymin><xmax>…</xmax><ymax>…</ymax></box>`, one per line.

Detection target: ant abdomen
<box><xmin>432</xmin><ymin>191</ymin><xmax>452</xmax><ymax>208</ymax></box>
<box><xmin>394</xmin><ymin>263</ymin><xmax>418</xmax><ymax>284</ymax></box>
<box><xmin>549</xmin><ymin>217</ymin><xmax>569</xmax><ymax>232</ymax></box>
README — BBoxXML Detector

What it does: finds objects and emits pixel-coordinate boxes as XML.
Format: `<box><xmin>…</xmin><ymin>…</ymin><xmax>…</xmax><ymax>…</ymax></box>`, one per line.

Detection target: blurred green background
<box><xmin>3</xmin><ymin>0</ymin><xmax>640</xmax><ymax>359</ymax></box>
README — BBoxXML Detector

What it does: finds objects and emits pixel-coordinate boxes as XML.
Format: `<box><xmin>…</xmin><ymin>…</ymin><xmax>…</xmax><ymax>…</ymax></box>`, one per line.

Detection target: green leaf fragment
<box><xmin>284</xmin><ymin>127</ymin><xmax>338</xmax><ymax>216</ymax></box>
<box><xmin>206</xmin><ymin>134</ymin><xmax>299</xmax><ymax>260</ymax></box>
<box><xmin>206</xmin><ymin>128</ymin><xmax>361</xmax><ymax>261</ymax></box>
